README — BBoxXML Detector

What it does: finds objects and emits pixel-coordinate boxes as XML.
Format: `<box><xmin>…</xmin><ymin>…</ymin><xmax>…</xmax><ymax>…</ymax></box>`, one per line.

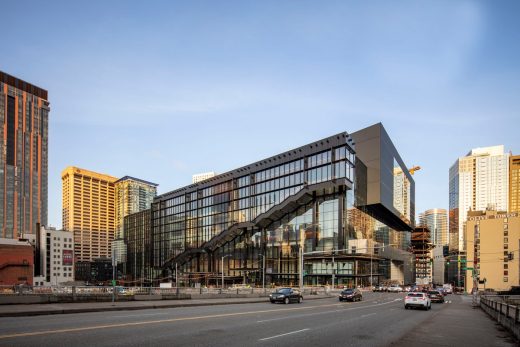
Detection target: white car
<box><xmin>387</xmin><ymin>285</ymin><xmax>403</xmax><ymax>293</ymax></box>
<box><xmin>404</xmin><ymin>292</ymin><xmax>431</xmax><ymax>310</ymax></box>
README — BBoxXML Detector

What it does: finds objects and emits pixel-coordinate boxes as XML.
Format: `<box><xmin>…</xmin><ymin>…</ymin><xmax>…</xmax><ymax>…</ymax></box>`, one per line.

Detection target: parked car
<box><xmin>387</xmin><ymin>285</ymin><xmax>403</xmax><ymax>293</ymax></box>
<box><xmin>404</xmin><ymin>292</ymin><xmax>431</xmax><ymax>310</ymax></box>
<box><xmin>428</xmin><ymin>290</ymin><xmax>445</xmax><ymax>303</ymax></box>
<box><xmin>373</xmin><ymin>285</ymin><xmax>383</xmax><ymax>292</ymax></box>
<box><xmin>269</xmin><ymin>288</ymin><xmax>303</xmax><ymax>304</ymax></box>
<box><xmin>339</xmin><ymin>288</ymin><xmax>362</xmax><ymax>302</ymax></box>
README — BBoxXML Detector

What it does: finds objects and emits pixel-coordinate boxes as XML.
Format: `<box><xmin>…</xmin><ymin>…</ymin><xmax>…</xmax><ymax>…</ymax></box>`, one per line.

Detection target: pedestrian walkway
<box><xmin>0</xmin><ymin>295</ymin><xmax>330</xmax><ymax>317</ymax></box>
<box><xmin>393</xmin><ymin>295</ymin><xmax>518</xmax><ymax>347</ymax></box>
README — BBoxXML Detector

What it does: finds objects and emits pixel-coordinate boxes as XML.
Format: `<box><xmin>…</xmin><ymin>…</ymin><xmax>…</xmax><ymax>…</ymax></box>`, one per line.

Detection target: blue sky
<box><xmin>2</xmin><ymin>1</ymin><xmax>519</xmax><ymax>228</ymax></box>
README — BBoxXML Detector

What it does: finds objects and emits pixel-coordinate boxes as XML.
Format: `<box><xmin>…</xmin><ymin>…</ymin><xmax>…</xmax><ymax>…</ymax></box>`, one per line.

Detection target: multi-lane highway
<box><xmin>0</xmin><ymin>292</ymin><xmax>515</xmax><ymax>347</ymax></box>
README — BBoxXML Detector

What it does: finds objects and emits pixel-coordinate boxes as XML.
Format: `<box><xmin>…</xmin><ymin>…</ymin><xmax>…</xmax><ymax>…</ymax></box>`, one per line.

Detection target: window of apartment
<box><xmin>504</xmin><ymin>244</ymin><xmax>508</xmax><ymax>249</ymax></box>
<box><xmin>504</xmin><ymin>237</ymin><xmax>508</xmax><ymax>243</ymax></box>
<box><xmin>504</xmin><ymin>264</ymin><xmax>508</xmax><ymax>269</ymax></box>
<box><xmin>504</xmin><ymin>277</ymin><xmax>508</xmax><ymax>282</ymax></box>
<box><xmin>504</xmin><ymin>271</ymin><xmax>509</xmax><ymax>276</ymax></box>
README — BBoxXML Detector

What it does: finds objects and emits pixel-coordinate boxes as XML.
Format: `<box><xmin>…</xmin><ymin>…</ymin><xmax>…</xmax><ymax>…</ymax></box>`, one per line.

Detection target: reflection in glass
<box><xmin>393</xmin><ymin>159</ymin><xmax>411</xmax><ymax>225</ymax></box>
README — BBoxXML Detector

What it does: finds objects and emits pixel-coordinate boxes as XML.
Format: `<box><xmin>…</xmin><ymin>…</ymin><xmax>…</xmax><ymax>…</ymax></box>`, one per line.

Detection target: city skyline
<box><xmin>2</xmin><ymin>1</ymin><xmax>519</xmax><ymax>228</ymax></box>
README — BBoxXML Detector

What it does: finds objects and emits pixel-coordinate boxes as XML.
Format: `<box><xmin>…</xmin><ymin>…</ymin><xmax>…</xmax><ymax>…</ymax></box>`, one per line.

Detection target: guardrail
<box><xmin>0</xmin><ymin>285</ymin><xmax>332</xmax><ymax>304</ymax></box>
<box><xmin>480</xmin><ymin>295</ymin><xmax>520</xmax><ymax>340</ymax></box>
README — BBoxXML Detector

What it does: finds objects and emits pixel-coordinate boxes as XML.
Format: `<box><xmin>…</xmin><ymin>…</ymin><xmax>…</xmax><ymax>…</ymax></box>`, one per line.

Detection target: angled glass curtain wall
<box><xmin>152</xmin><ymin>145</ymin><xmax>355</xmax><ymax>271</ymax></box>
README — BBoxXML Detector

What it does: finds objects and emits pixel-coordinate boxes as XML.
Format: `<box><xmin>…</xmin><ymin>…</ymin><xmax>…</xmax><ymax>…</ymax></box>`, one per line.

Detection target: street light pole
<box><xmin>175</xmin><ymin>262</ymin><xmax>178</xmax><ymax>287</ymax></box>
<box><xmin>111</xmin><ymin>247</ymin><xmax>117</xmax><ymax>304</ymax></box>
<box><xmin>332</xmin><ymin>250</ymin><xmax>335</xmax><ymax>288</ymax></box>
<box><xmin>370</xmin><ymin>248</ymin><xmax>373</xmax><ymax>289</ymax></box>
<box><xmin>299</xmin><ymin>225</ymin><xmax>307</xmax><ymax>292</ymax></box>
<box><xmin>221</xmin><ymin>255</ymin><xmax>231</xmax><ymax>289</ymax></box>
<box><xmin>259</xmin><ymin>254</ymin><xmax>265</xmax><ymax>293</ymax></box>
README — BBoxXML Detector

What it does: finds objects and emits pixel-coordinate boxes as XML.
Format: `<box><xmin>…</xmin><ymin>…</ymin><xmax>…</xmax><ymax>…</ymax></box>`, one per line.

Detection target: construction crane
<box><xmin>408</xmin><ymin>166</ymin><xmax>421</xmax><ymax>175</ymax></box>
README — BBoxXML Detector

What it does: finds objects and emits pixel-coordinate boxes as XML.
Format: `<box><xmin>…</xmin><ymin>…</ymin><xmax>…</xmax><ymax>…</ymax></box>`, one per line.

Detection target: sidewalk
<box><xmin>0</xmin><ymin>295</ymin><xmax>330</xmax><ymax>317</ymax></box>
<box><xmin>393</xmin><ymin>295</ymin><xmax>518</xmax><ymax>347</ymax></box>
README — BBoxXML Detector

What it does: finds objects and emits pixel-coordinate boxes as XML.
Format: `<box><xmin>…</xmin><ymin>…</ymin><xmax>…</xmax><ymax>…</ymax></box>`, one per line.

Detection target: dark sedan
<box><xmin>428</xmin><ymin>290</ymin><xmax>445</xmax><ymax>303</ymax></box>
<box><xmin>269</xmin><ymin>288</ymin><xmax>303</xmax><ymax>304</ymax></box>
<box><xmin>339</xmin><ymin>288</ymin><xmax>362</xmax><ymax>302</ymax></box>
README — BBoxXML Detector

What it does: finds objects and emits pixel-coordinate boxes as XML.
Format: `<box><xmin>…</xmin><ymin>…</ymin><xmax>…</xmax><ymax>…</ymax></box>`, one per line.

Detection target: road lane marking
<box><xmin>259</xmin><ymin>328</ymin><xmax>309</xmax><ymax>341</ymax></box>
<box><xmin>360</xmin><ymin>313</ymin><xmax>376</xmax><ymax>318</ymax></box>
<box><xmin>257</xmin><ymin>299</ymin><xmax>398</xmax><ymax>323</ymax></box>
<box><xmin>113</xmin><ymin>313</ymin><xmax>169</xmax><ymax>318</ymax></box>
<box><xmin>0</xmin><ymin>300</ymin><xmax>395</xmax><ymax>340</ymax></box>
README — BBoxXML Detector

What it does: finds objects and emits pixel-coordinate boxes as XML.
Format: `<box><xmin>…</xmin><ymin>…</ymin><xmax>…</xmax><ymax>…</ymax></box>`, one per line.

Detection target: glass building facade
<box><xmin>0</xmin><ymin>71</ymin><xmax>49</xmax><ymax>238</ymax></box>
<box><xmin>115</xmin><ymin>176</ymin><xmax>158</xmax><ymax>240</ymax></box>
<box><xmin>146</xmin><ymin>124</ymin><xmax>416</xmax><ymax>287</ymax></box>
<box><xmin>125</xmin><ymin>209</ymin><xmax>155</xmax><ymax>285</ymax></box>
<box><xmin>419</xmin><ymin>208</ymin><xmax>448</xmax><ymax>247</ymax></box>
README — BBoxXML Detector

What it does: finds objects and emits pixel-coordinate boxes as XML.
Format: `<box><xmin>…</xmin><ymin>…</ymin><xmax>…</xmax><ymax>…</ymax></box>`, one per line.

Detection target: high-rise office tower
<box><xmin>449</xmin><ymin>146</ymin><xmax>509</xmax><ymax>251</ymax></box>
<box><xmin>62</xmin><ymin>167</ymin><xmax>117</xmax><ymax>262</ymax></box>
<box><xmin>114</xmin><ymin>176</ymin><xmax>158</xmax><ymax>240</ymax></box>
<box><xmin>0</xmin><ymin>71</ymin><xmax>49</xmax><ymax>238</ymax></box>
<box><xmin>112</xmin><ymin>176</ymin><xmax>157</xmax><ymax>265</ymax></box>
<box><xmin>418</xmin><ymin>209</ymin><xmax>448</xmax><ymax>247</ymax></box>
<box><xmin>510</xmin><ymin>155</ymin><xmax>520</xmax><ymax>214</ymax></box>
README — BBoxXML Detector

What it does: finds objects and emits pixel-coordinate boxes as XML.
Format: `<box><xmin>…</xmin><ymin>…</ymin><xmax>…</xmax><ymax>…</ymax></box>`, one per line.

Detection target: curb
<box><xmin>0</xmin><ymin>295</ymin><xmax>333</xmax><ymax>317</ymax></box>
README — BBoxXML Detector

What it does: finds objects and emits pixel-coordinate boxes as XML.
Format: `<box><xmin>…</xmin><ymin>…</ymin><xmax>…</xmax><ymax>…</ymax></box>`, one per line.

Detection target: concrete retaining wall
<box><xmin>480</xmin><ymin>296</ymin><xmax>520</xmax><ymax>340</ymax></box>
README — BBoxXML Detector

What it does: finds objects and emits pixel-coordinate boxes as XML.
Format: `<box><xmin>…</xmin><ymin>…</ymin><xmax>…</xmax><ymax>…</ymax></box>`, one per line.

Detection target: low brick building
<box><xmin>0</xmin><ymin>238</ymin><xmax>34</xmax><ymax>286</ymax></box>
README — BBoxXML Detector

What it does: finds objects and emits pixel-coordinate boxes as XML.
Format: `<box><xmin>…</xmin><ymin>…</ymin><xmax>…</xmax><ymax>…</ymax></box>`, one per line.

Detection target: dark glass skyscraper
<box><xmin>0</xmin><ymin>71</ymin><xmax>49</xmax><ymax>238</ymax></box>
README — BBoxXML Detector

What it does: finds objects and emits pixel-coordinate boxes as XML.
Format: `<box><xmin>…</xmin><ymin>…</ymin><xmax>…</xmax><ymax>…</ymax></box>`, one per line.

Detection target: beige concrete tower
<box><xmin>510</xmin><ymin>155</ymin><xmax>520</xmax><ymax>214</ymax></box>
<box><xmin>62</xmin><ymin>167</ymin><xmax>117</xmax><ymax>262</ymax></box>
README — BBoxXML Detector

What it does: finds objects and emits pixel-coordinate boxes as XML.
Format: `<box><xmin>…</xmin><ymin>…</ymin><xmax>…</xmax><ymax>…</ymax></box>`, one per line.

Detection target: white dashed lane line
<box><xmin>259</xmin><ymin>328</ymin><xmax>310</xmax><ymax>341</ymax></box>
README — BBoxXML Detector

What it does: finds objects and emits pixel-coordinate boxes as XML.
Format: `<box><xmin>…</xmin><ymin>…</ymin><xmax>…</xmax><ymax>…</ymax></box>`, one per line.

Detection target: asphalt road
<box><xmin>0</xmin><ymin>292</ymin><xmax>515</xmax><ymax>347</ymax></box>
